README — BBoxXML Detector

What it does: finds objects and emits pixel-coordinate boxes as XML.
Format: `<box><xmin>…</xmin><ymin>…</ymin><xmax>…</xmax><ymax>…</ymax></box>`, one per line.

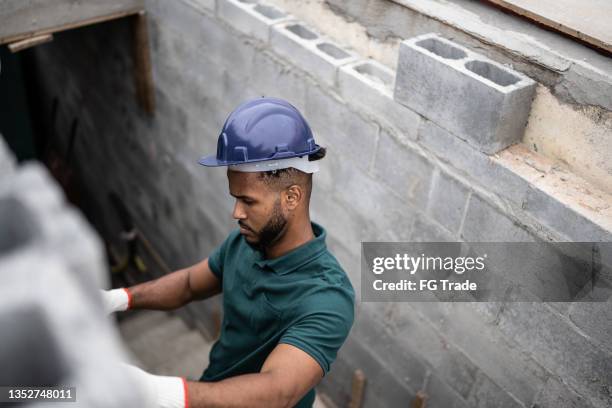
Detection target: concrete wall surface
<box><xmin>266</xmin><ymin>0</ymin><xmax>612</xmax><ymax>196</ymax></box>
<box><xmin>17</xmin><ymin>0</ymin><xmax>612</xmax><ymax>406</ymax></box>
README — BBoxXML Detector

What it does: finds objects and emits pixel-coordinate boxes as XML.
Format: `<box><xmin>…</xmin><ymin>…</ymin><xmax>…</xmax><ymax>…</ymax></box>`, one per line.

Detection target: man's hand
<box><xmin>123</xmin><ymin>364</ymin><xmax>187</xmax><ymax>408</ymax></box>
<box><xmin>103</xmin><ymin>258</ymin><xmax>221</xmax><ymax>312</ymax></box>
<box><xmin>101</xmin><ymin>288</ymin><xmax>132</xmax><ymax>314</ymax></box>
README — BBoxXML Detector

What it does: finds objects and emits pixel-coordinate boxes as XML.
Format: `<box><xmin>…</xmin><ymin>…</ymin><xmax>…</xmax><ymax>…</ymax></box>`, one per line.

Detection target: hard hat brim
<box><xmin>198</xmin><ymin>155</ymin><xmax>226</xmax><ymax>167</ymax></box>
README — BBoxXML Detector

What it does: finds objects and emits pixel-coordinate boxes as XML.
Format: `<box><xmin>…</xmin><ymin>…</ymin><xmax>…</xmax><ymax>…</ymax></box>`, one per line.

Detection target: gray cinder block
<box><xmin>394</xmin><ymin>33</ymin><xmax>536</xmax><ymax>154</ymax></box>
<box><xmin>0</xmin><ymin>165</ymin><xmax>143</xmax><ymax>407</ymax></box>
<box><xmin>217</xmin><ymin>0</ymin><xmax>291</xmax><ymax>42</ymax></box>
<box><xmin>270</xmin><ymin>21</ymin><xmax>357</xmax><ymax>87</ymax></box>
<box><xmin>0</xmin><ymin>256</ymin><xmax>142</xmax><ymax>407</ymax></box>
<box><xmin>0</xmin><ymin>164</ymin><xmax>107</xmax><ymax>293</ymax></box>
<box><xmin>338</xmin><ymin>59</ymin><xmax>420</xmax><ymax>140</ymax></box>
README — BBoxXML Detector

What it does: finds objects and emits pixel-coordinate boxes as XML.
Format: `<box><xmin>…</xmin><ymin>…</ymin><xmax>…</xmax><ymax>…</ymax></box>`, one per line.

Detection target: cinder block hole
<box><xmin>465</xmin><ymin>60</ymin><xmax>519</xmax><ymax>86</ymax></box>
<box><xmin>416</xmin><ymin>38</ymin><xmax>467</xmax><ymax>60</ymax></box>
<box><xmin>254</xmin><ymin>4</ymin><xmax>286</xmax><ymax>19</ymax></box>
<box><xmin>0</xmin><ymin>305</ymin><xmax>69</xmax><ymax>386</ymax></box>
<box><xmin>0</xmin><ymin>197</ymin><xmax>35</xmax><ymax>254</ymax></box>
<box><xmin>317</xmin><ymin>43</ymin><xmax>350</xmax><ymax>59</ymax></box>
<box><xmin>353</xmin><ymin>62</ymin><xmax>394</xmax><ymax>87</ymax></box>
<box><xmin>286</xmin><ymin>24</ymin><xmax>318</xmax><ymax>40</ymax></box>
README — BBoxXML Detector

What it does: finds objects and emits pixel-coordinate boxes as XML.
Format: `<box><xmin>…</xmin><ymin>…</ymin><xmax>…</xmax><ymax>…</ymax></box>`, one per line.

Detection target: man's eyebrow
<box><xmin>230</xmin><ymin>193</ymin><xmax>255</xmax><ymax>200</ymax></box>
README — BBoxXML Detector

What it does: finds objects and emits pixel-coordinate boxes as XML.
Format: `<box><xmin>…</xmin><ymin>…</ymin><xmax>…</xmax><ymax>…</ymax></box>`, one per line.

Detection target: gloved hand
<box><xmin>101</xmin><ymin>288</ymin><xmax>132</xmax><ymax>314</ymax></box>
<box><xmin>123</xmin><ymin>364</ymin><xmax>188</xmax><ymax>408</ymax></box>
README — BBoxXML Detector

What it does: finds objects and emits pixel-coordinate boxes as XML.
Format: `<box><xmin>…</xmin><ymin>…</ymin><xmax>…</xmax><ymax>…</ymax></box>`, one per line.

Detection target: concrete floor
<box><xmin>118</xmin><ymin>310</ymin><xmax>329</xmax><ymax>407</ymax></box>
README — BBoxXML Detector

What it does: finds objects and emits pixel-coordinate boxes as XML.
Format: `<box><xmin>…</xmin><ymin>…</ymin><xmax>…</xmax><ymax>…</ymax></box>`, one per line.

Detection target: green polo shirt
<box><xmin>199</xmin><ymin>222</ymin><xmax>354</xmax><ymax>408</ymax></box>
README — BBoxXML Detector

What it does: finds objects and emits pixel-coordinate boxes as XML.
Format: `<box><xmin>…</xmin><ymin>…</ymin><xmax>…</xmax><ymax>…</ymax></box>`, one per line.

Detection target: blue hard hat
<box><xmin>198</xmin><ymin>97</ymin><xmax>320</xmax><ymax>167</ymax></box>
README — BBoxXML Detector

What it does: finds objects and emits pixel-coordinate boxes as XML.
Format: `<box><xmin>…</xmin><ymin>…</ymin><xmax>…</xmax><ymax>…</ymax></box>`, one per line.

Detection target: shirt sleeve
<box><xmin>279</xmin><ymin>289</ymin><xmax>355</xmax><ymax>375</ymax></box>
<box><xmin>207</xmin><ymin>244</ymin><xmax>224</xmax><ymax>280</ymax></box>
<box><xmin>207</xmin><ymin>230</ymin><xmax>239</xmax><ymax>280</ymax></box>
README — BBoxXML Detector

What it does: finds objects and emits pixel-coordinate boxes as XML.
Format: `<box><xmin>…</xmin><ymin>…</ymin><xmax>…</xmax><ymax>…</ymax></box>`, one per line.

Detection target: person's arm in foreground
<box><xmin>126</xmin><ymin>343</ymin><xmax>322</xmax><ymax>408</ymax></box>
<box><xmin>102</xmin><ymin>258</ymin><xmax>221</xmax><ymax>313</ymax></box>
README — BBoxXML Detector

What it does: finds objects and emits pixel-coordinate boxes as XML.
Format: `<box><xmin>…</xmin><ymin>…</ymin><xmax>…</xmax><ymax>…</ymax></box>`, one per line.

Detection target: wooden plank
<box><xmin>484</xmin><ymin>0</ymin><xmax>612</xmax><ymax>54</ymax></box>
<box><xmin>132</xmin><ymin>11</ymin><xmax>156</xmax><ymax>115</ymax></box>
<box><xmin>8</xmin><ymin>34</ymin><xmax>53</xmax><ymax>53</ymax></box>
<box><xmin>0</xmin><ymin>0</ymin><xmax>144</xmax><ymax>45</ymax></box>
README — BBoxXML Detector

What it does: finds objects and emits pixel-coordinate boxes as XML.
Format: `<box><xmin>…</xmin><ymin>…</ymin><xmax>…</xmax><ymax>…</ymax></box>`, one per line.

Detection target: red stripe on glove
<box><xmin>123</xmin><ymin>288</ymin><xmax>133</xmax><ymax>310</ymax></box>
<box><xmin>182</xmin><ymin>378</ymin><xmax>189</xmax><ymax>408</ymax></box>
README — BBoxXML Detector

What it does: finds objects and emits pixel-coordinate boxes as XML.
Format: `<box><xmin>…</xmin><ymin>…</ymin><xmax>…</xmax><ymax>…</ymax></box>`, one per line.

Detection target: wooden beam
<box><xmin>484</xmin><ymin>0</ymin><xmax>612</xmax><ymax>55</ymax></box>
<box><xmin>132</xmin><ymin>11</ymin><xmax>155</xmax><ymax>115</ymax></box>
<box><xmin>0</xmin><ymin>7</ymin><xmax>143</xmax><ymax>46</ymax></box>
<box><xmin>8</xmin><ymin>34</ymin><xmax>53</xmax><ymax>53</ymax></box>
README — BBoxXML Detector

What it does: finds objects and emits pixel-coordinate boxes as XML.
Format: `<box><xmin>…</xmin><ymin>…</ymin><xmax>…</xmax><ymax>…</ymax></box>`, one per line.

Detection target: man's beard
<box><xmin>241</xmin><ymin>199</ymin><xmax>288</xmax><ymax>252</ymax></box>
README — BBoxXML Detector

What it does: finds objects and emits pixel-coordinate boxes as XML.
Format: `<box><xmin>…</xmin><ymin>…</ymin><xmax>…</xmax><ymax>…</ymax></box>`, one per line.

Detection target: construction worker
<box><xmin>102</xmin><ymin>97</ymin><xmax>355</xmax><ymax>408</ymax></box>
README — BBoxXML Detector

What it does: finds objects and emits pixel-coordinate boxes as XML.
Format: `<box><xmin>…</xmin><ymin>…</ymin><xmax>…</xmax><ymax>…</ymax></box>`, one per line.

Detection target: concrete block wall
<box><xmin>266</xmin><ymin>0</ymin><xmax>612</xmax><ymax>196</ymax></box>
<box><xmin>0</xmin><ymin>149</ymin><xmax>144</xmax><ymax>406</ymax></box>
<box><xmin>24</xmin><ymin>0</ymin><xmax>612</xmax><ymax>407</ymax></box>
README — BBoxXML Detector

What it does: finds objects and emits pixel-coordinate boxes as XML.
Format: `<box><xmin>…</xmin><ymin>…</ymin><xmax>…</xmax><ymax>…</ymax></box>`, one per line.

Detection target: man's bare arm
<box><xmin>127</xmin><ymin>258</ymin><xmax>221</xmax><ymax>310</ymax></box>
<box><xmin>186</xmin><ymin>343</ymin><xmax>323</xmax><ymax>408</ymax></box>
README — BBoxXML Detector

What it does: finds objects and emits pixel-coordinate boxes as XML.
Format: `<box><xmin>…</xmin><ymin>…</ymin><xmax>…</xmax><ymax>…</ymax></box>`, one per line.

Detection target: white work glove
<box><xmin>123</xmin><ymin>364</ymin><xmax>188</xmax><ymax>408</ymax></box>
<box><xmin>101</xmin><ymin>288</ymin><xmax>132</xmax><ymax>314</ymax></box>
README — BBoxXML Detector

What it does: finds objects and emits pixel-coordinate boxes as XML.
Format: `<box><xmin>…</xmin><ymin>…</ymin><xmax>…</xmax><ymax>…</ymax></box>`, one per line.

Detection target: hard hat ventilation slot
<box><xmin>233</xmin><ymin>146</ymin><xmax>248</xmax><ymax>162</ymax></box>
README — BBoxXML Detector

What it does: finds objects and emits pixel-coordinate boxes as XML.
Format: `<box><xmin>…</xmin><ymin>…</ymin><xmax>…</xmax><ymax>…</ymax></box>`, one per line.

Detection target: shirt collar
<box><xmin>253</xmin><ymin>222</ymin><xmax>327</xmax><ymax>275</ymax></box>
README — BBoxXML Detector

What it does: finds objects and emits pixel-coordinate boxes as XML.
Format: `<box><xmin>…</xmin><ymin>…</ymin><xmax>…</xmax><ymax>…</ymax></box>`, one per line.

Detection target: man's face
<box><xmin>227</xmin><ymin>170</ymin><xmax>288</xmax><ymax>250</ymax></box>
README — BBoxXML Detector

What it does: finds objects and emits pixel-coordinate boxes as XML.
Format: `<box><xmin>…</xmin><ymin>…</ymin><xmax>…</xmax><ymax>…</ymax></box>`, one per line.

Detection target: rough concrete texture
<box><xmin>267</xmin><ymin>0</ymin><xmax>612</xmax><ymax>198</ymax></box>
<box><xmin>338</xmin><ymin>59</ymin><xmax>420</xmax><ymax>141</ymax></box>
<box><xmin>270</xmin><ymin>21</ymin><xmax>358</xmax><ymax>87</ymax></box>
<box><xmin>523</xmin><ymin>86</ymin><xmax>612</xmax><ymax>195</ymax></box>
<box><xmin>218</xmin><ymin>0</ymin><xmax>291</xmax><ymax>43</ymax></box>
<box><xmin>394</xmin><ymin>33</ymin><xmax>536</xmax><ymax>154</ymax></box>
<box><xmin>0</xmin><ymin>159</ymin><xmax>144</xmax><ymax>407</ymax></box>
<box><xmin>320</xmin><ymin>0</ymin><xmax>612</xmax><ymax>110</ymax></box>
<box><xmin>20</xmin><ymin>0</ymin><xmax>612</xmax><ymax>406</ymax></box>
<box><xmin>119</xmin><ymin>310</ymin><xmax>213</xmax><ymax>379</ymax></box>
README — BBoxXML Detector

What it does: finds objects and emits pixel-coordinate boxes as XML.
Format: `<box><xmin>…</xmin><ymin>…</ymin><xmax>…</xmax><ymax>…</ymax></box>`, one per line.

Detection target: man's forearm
<box><xmin>128</xmin><ymin>268</ymin><xmax>193</xmax><ymax>310</ymax></box>
<box><xmin>187</xmin><ymin>372</ymin><xmax>297</xmax><ymax>408</ymax></box>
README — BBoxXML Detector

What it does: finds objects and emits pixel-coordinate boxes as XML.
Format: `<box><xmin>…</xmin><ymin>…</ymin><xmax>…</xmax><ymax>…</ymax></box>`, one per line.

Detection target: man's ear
<box><xmin>284</xmin><ymin>185</ymin><xmax>303</xmax><ymax>210</ymax></box>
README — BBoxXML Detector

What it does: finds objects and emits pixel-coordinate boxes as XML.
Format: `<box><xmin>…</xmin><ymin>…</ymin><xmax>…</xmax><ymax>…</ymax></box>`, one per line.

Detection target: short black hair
<box><xmin>308</xmin><ymin>147</ymin><xmax>326</xmax><ymax>162</ymax></box>
<box><xmin>256</xmin><ymin>147</ymin><xmax>326</xmax><ymax>201</ymax></box>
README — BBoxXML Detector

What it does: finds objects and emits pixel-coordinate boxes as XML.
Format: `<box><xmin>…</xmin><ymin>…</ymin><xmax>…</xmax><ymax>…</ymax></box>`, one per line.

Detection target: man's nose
<box><xmin>232</xmin><ymin>201</ymin><xmax>246</xmax><ymax>220</ymax></box>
